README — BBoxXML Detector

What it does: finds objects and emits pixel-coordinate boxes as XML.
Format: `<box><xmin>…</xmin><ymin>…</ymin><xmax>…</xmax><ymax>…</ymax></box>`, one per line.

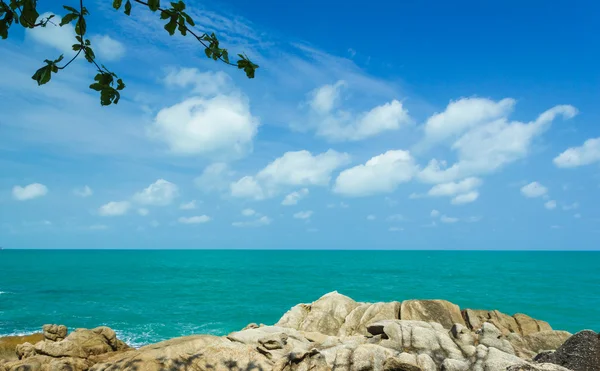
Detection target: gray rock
<box><xmin>400</xmin><ymin>300</ymin><xmax>466</xmax><ymax>329</ymax></box>
<box><xmin>535</xmin><ymin>330</ymin><xmax>600</xmax><ymax>371</ymax></box>
<box><xmin>42</xmin><ymin>325</ymin><xmax>68</xmax><ymax>342</ymax></box>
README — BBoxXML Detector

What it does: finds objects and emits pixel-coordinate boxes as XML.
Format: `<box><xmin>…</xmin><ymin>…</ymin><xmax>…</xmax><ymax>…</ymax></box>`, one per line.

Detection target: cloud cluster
<box><xmin>13</xmin><ymin>183</ymin><xmax>48</xmax><ymax>201</ymax></box>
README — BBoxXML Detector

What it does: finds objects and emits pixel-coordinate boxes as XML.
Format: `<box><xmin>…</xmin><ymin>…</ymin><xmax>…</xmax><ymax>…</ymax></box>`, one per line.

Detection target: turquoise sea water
<box><xmin>1</xmin><ymin>250</ymin><xmax>599</xmax><ymax>346</ymax></box>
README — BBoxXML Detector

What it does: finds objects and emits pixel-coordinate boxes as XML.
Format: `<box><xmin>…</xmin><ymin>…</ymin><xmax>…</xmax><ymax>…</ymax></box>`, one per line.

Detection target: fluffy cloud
<box><xmin>180</xmin><ymin>200</ymin><xmax>197</xmax><ymax>210</ymax></box>
<box><xmin>307</xmin><ymin>81</ymin><xmax>412</xmax><ymax>141</ymax></box>
<box><xmin>133</xmin><ymin>179</ymin><xmax>179</xmax><ymax>206</ymax></box>
<box><xmin>553</xmin><ymin>137</ymin><xmax>600</xmax><ymax>168</ymax></box>
<box><xmin>545</xmin><ymin>200</ymin><xmax>557</xmax><ymax>210</ymax></box>
<box><xmin>419</xmin><ymin>102</ymin><xmax>578</xmax><ymax>183</ymax></box>
<box><xmin>428</xmin><ymin>177</ymin><xmax>482</xmax><ymax>197</ymax></box>
<box><xmin>333</xmin><ymin>150</ymin><xmax>417</xmax><ymax>197</ymax></box>
<box><xmin>12</xmin><ymin>183</ymin><xmax>48</xmax><ymax>201</ymax></box>
<box><xmin>281</xmin><ymin>188</ymin><xmax>309</xmax><ymax>205</ymax></box>
<box><xmin>440</xmin><ymin>215</ymin><xmax>458</xmax><ymax>223</ymax></box>
<box><xmin>195</xmin><ymin>163</ymin><xmax>235</xmax><ymax>193</ymax></box>
<box><xmin>73</xmin><ymin>185</ymin><xmax>93</xmax><ymax>197</ymax></box>
<box><xmin>138</xmin><ymin>208</ymin><xmax>149</xmax><ymax>216</ymax></box>
<box><xmin>164</xmin><ymin>68</ymin><xmax>231</xmax><ymax>96</ymax></box>
<box><xmin>232</xmin><ymin>216</ymin><xmax>272</xmax><ymax>227</ymax></box>
<box><xmin>178</xmin><ymin>215</ymin><xmax>211</xmax><ymax>224</ymax></box>
<box><xmin>91</xmin><ymin>35</ymin><xmax>125</xmax><ymax>61</ymax></box>
<box><xmin>451</xmin><ymin>192</ymin><xmax>479</xmax><ymax>205</ymax></box>
<box><xmin>241</xmin><ymin>208</ymin><xmax>256</xmax><ymax>216</ymax></box>
<box><xmin>294</xmin><ymin>210</ymin><xmax>313</xmax><ymax>219</ymax></box>
<box><xmin>231</xmin><ymin>150</ymin><xmax>350</xmax><ymax>200</ymax></box>
<box><xmin>387</xmin><ymin>214</ymin><xmax>405</xmax><ymax>222</ymax></box>
<box><xmin>430</xmin><ymin>209</ymin><xmax>440</xmax><ymax>218</ymax></box>
<box><xmin>521</xmin><ymin>182</ymin><xmax>548</xmax><ymax>198</ymax></box>
<box><xmin>367</xmin><ymin>215</ymin><xmax>376</xmax><ymax>220</ymax></box>
<box><xmin>98</xmin><ymin>201</ymin><xmax>130</xmax><ymax>216</ymax></box>
<box><xmin>27</xmin><ymin>13</ymin><xmax>75</xmax><ymax>55</ymax></box>
<box><xmin>424</xmin><ymin>97</ymin><xmax>515</xmax><ymax>143</ymax></box>
<box><xmin>148</xmin><ymin>94</ymin><xmax>259</xmax><ymax>158</ymax></box>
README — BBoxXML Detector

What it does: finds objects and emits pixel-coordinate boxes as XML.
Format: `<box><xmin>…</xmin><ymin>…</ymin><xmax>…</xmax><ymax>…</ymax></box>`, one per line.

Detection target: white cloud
<box><xmin>387</xmin><ymin>214</ymin><xmax>405</xmax><ymax>222</ymax></box>
<box><xmin>180</xmin><ymin>200</ymin><xmax>197</xmax><ymax>210</ymax></box>
<box><xmin>178</xmin><ymin>215</ymin><xmax>211</xmax><ymax>224</ymax></box>
<box><xmin>465</xmin><ymin>216</ymin><xmax>482</xmax><ymax>223</ymax></box>
<box><xmin>367</xmin><ymin>215</ymin><xmax>376</xmax><ymax>220</ymax></box>
<box><xmin>164</xmin><ymin>68</ymin><xmax>231</xmax><ymax>96</ymax></box>
<box><xmin>12</xmin><ymin>183</ymin><xmax>48</xmax><ymax>201</ymax></box>
<box><xmin>241</xmin><ymin>208</ymin><xmax>256</xmax><ymax>216</ymax></box>
<box><xmin>91</xmin><ymin>35</ymin><xmax>126</xmax><ymax>61</ymax></box>
<box><xmin>281</xmin><ymin>188</ymin><xmax>309</xmax><ymax>205</ymax></box>
<box><xmin>150</xmin><ymin>220</ymin><xmax>160</xmax><ymax>228</ymax></box>
<box><xmin>133</xmin><ymin>179</ymin><xmax>179</xmax><ymax>206</ymax></box>
<box><xmin>423</xmin><ymin>97</ymin><xmax>515</xmax><ymax>144</ymax></box>
<box><xmin>230</xmin><ymin>176</ymin><xmax>265</xmax><ymax>200</ymax></box>
<box><xmin>232</xmin><ymin>216</ymin><xmax>272</xmax><ymax>227</ymax></box>
<box><xmin>451</xmin><ymin>191</ymin><xmax>479</xmax><ymax>205</ymax></box>
<box><xmin>27</xmin><ymin>13</ymin><xmax>75</xmax><ymax>55</ymax></box>
<box><xmin>98</xmin><ymin>201</ymin><xmax>130</xmax><ymax>216</ymax></box>
<box><xmin>73</xmin><ymin>185</ymin><xmax>93</xmax><ymax>197</ymax></box>
<box><xmin>148</xmin><ymin>94</ymin><xmax>259</xmax><ymax>158</ymax></box>
<box><xmin>428</xmin><ymin>177</ymin><xmax>482</xmax><ymax>197</ymax></box>
<box><xmin>563</xmin><ymin>202</ymin><xmax>579</xmax><ymax>211</ymax></box>
<box><xmin>333</xmin><ymin>150</ymin><xmax>418</xmax><ymax>197</ymax></box>
<box><xmin>389</xmin><ymin>227</ymin><xmax>403</xmax><ymax>232</ymax></box>
<box><xmin>553</xmin><ymin>137</ymin><xmax>600</xmax><ymax>168</ymax></box>
<box><xmin>293</xmin><ymin>210</ymin><xmax>313</xmax><ymax>219</ymax></box>
<box><xmin>440</xmin><ymin>215</ymin><xmax>459</xmax><ymax>224</ymax></box>
<box><xmin>195</xmin><ymin>163</ymin><xmax>235</xmax><ymax>192</ymax></box>
<box><xmin>231</xmin><ymin>150</ymin><xmax>350</xmax><ymax>199</ymax></box>
<box><xmin>430</xmin><ymin>209</ymin><xmax>440</xmax><ymax>218</ymax></box>
<box><xmin>138</xmin><ymin>208</ymin><xmax>149</xmax><ymax>216</ymax></box>
<box><xmin>520</xmin><ymin>182</ymin><xmax>548</xmax><ymax>198</ymax></box>
<box><xmin>419</xmin><ymin>103</ymin><xmax>578</xmax><ymax>183</ymax></box>
<box><xmin>545</xmin><ymin>200</ymin><xmax>557</xmax><ymax>210</ymax></box>
<box><xmin>306</xmin><ymin>80</ymin><xmax>412</xmax><ymax>141</ymax></box>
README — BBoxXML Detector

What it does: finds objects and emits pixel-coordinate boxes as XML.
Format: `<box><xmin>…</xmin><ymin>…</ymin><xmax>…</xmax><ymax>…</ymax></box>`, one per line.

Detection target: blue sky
<box><xmin>0</xmin><ymin>0</ymin><xmax>599</xmax><ymax>249</ymax></box>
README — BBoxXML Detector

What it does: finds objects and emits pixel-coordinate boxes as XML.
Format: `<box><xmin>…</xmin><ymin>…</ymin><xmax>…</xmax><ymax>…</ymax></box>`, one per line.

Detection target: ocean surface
<box><xmin>1</xmin><ymin>250</ymin><xmax>599</xmax><ymax>347</ymax></box>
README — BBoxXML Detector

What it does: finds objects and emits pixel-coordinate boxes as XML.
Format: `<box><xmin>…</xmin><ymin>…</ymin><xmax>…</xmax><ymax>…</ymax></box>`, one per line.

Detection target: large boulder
<box><xmin>35</xmin><ymin>328</ymin><xmax>120</xmax><ymax>358</ymax></box>
<box><xmin>463</xmin><ymin>309</ymin><xmax>521</xmax><ymax>335</ymax></box>
<box><xmin>276</xmin><ymin>292</ymin><xmax>359</xmax><ymax>336</ymax></box>
<box><xmin>534</xmin><ymin>330</ymin><xmax>600</xmax><ymax>371</ymax></box>
<box><xmin>339</xmin><ymin>302</ymin><xmax>401</xmax><ymax>336</ymax></box>
<box><xmin>42</xmin><ymin>325</ymin><xmax>68</xmax><ymax>342</ymax></box>
<box><xmin>400</xmin><ymin>300</ymin><xmax>465</xmax><ymax>329</ymax></box>
<box><xmin>514</xmin><ymin>314</ymin><xmax>552</xmax><ymax>336</ymax></box>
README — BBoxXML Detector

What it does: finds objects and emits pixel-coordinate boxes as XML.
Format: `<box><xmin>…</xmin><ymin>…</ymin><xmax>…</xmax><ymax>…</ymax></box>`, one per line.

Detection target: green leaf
<box><xmin>62</xmin><ymin>5</ymin><xmax>79</xmax><ymax>14</ymax></box>
<box><xmin>89</xmin><ymin>82</ymin><xmax>103</xmax><ymax>91</ymax></box>
<box><xmin>164</xmin><ymin>18</ymin><xmax>176</xmax><ymax>35</ymax></box>
<box><xmin>177</xmin><ymin>16</ymin><xmax>186</xmax><ymax>36</ymax></box>
<box><xmin>59</xmin><ymin>13</ymin><xmax>77</xmax><ymax>26</ymax></box>
<box><xmin>32</xmin><ymin>65</ymin><xmax>52</xmax><ymax>85</ymax></box>
<box><xmin>221</xmin><ymin>49</ymin><xmax>229</xmax><ymax>64</ymax></box>
<box><xmin>116</xmin><ymin>79</ymin><xmax>125</xmax><ymax>90</ymax></box>
<box><xmin>148</xmin><ymin>0</ymin><xmax>160</xmax><ymax>11</ymax></box>
<box><xmin>112</xmin><ymin>0</ymin><xmax>123</xmax><ymax>10</ymax></box>
<box><xmin>160</xmin><ymin>10</ymin><xmax>170</xmax><ymax>19</ymax></box>
<box><xmin>181</xmin><ymin>11</ymin><xmax>194</xmax><ymax>26</ymax></box>
<box><xmin>72</xmin><ymin>43</ymin><xmax>82</xmax><ymax>51</ymax></box>
<box><xmin>20</xmin><ymin>0</ymin><xmax>39</xmax><ymax>28</ymax></box>
<box><xmin>84</xmin><ymin>46</ymin><xmax>95</xmax><ymax>63</ymax></box>
<box><xmin>124</xmin><ymin>0</ymin><xmax>132</xmax><ymax>15</ymax></box>
<box><xmin>170</xmin><ymin>1</ymin><xmax>185</xmax><ymax>11</ymax></box>
<box><xmin>75</xmin><ymin>16</ymin><xmax>86</xmax><ymax>36</ymax></box>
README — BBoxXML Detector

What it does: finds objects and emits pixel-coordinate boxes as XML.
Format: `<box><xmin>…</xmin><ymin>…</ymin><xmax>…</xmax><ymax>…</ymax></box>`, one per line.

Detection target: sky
<box><xmin>0</xmin><ymin>0</ymin><xmax>599</xmax><ymax>249</ymax></box>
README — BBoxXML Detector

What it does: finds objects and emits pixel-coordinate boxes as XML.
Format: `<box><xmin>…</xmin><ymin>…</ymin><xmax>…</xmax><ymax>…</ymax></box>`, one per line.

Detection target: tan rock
<box><xmin>523</xmin><ymin>330</ymin><xmax>571</xmax><ymax>354</ymax></box>
<box><xmin>42</xmin><ymin>325</ymin><xmax>68</xmax><ymax>342</ymax></box>
<box><xmin>339</xmin><ymin>302</ymin><xmax>400</xmax><ymax>336</ymax></box>
<box><xmin>400</xmin><ymin>300</ymin><xmax>465</xmax><ymax>328</ymax></box>
<box><xmin>463</xmin><ymin>309</ymin><xmax>521</xmax><ymax>335</ymax></box>
<box><xmin>514</xmin><ymin>314</ymin><xmax>552</xmax><ymax>336</ymax></box>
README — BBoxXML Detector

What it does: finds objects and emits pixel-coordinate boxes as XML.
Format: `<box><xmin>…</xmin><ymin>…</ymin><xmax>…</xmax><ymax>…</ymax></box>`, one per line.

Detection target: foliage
<box><xmin>0</xmin><ymin>0</ymin><xmax>259</xmax><ymax>106</ymax></box>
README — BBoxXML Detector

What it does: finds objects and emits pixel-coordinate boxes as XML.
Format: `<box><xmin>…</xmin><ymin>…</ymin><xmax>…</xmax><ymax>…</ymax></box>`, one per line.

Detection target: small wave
<box><xmin>0</xmin><ymin>291</ymin><xmax>11</xmax><ymax>295</ymax></box>
<box><xmin>0</xmin><ymin>330</ymin><xmax>39</xmax><ymax>337</ymax></box>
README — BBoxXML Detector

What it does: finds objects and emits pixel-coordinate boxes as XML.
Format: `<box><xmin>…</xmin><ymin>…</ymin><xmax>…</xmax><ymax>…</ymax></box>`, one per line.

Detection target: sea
<box><xmin>1</xmin><ymin>250</ymin><xmax>598</xmax><ymax>347</ymax></box>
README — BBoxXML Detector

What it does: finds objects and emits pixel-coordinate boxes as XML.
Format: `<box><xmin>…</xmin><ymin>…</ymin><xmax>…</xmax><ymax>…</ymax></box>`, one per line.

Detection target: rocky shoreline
<box><xmin>1</xmin><ymin>292</ymin><xmax>598</xmax><ymax>371</ymax></box>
